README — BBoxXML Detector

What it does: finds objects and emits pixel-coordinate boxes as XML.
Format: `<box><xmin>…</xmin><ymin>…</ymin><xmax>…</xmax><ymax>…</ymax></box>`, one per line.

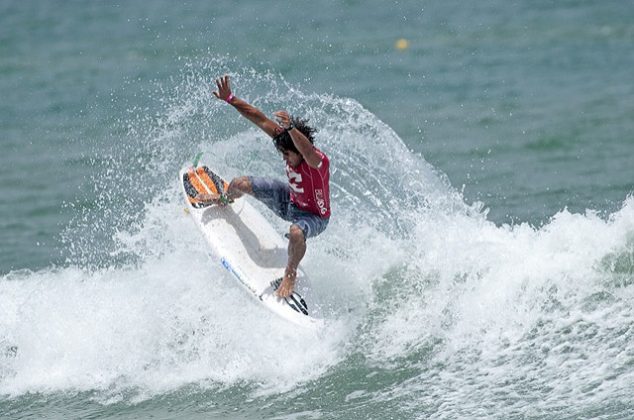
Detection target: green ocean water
<box><xmin>1</xmin><ymin>1</ymin><xmax>633</xmax><ymax>419</ymax></box>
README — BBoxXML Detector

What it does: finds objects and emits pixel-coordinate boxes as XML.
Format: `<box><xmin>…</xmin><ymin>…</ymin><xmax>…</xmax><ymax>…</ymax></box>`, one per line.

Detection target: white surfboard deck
<box><xmin>179</xmin><ymin>164</ymin><xmax>323</xmax><ymax>330</ymax></box>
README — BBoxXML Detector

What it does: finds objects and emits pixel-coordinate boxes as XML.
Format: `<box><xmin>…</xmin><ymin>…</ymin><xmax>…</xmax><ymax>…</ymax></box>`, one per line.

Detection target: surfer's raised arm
<box><xmin>213</xmin><ymin>75</ymin><xmax>282</xmax><ymax>138</ymax></box>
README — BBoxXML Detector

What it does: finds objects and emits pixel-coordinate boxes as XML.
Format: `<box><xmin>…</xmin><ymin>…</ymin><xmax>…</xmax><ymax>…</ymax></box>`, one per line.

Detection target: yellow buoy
<box><xmin>395</xmin><ymin>38</ymin><xmax>410</xmax><ymax>51</ymax></box>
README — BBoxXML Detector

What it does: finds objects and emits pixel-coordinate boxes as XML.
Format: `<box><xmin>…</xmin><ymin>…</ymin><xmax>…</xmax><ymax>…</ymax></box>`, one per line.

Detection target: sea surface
<box><xmin>1</xmin><ymin>1</ymin><xmax>633</xmax><ymax>419</ymax></box>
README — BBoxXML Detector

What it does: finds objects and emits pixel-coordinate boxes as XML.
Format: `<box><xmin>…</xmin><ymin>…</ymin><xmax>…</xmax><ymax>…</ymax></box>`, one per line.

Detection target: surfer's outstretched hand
<box><xmin>273</xmin><ymin>110</ymin><xmax>292</xmax><ymax>130</ymax></box>
<box><xmin>276</xmin><ymin>268</ymin><xmax>296</xmax><ymax>298</ymax></box>
<box><xmin>213</xmin><ymin>75</ymin><xmax>232</xmax><ymax>102</ymax></box>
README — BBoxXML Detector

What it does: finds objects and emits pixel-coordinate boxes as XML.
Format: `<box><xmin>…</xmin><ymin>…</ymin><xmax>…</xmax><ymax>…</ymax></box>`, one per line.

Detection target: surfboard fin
<box><xmin>271</xmin><ymin>278</ymin><xmax>309</xmax><ymax>316</ymax></box>
<box><xmin>192</xmin><ymin>152</ymin><xmax>203</xmax><ymax>168</ymax></box>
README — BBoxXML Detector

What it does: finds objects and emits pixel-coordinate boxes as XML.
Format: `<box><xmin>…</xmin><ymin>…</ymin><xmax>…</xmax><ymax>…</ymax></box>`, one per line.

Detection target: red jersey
<box><xmin>285</xmin><ymin>148</ymin><xmax>331</xmax><ymax>218</ymax></box>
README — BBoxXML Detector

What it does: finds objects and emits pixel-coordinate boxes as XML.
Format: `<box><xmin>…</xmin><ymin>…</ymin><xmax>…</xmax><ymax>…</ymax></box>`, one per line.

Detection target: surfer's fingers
<box><xmin>217</xmin><ymin>75</ymin><xmax>228</xmax><ymax>89</ymax></box>
<box><xmin>213</xmin><ymin>80</ymin><xmax>221</xmax><ymax>96</ymax></box>
<box><xmin>273</xmin><ymin>111</ymin><xmax>290</xmax><ymax>126</ymax></box>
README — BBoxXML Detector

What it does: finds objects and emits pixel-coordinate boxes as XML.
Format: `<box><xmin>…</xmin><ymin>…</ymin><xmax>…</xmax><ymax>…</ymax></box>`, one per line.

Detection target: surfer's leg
<box><xmin>277</xmin><ymin>224</ymin><xmax>306</xmax><ymax>298</ymax></box>
<box><xmin>247</xmin><ymin>177</ymin><xmax>291</xmax><ymax>218</ymax></box>
<box><xmin>288</xmin><ymin>206</ymin><xmax>330</xmax><ymax>239</ymax></box>
<box><xmin>277</xmin><ymin>210</ymin><xmax>329</xmax><ymax>297</ymax></box>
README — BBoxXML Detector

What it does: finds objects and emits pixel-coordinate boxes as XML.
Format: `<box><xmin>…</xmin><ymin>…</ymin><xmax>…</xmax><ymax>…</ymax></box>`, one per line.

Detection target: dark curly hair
<box><xmin>273</xmin><ymin>116</ymin><xmax>317</xmax><ymax>154</ymax></box>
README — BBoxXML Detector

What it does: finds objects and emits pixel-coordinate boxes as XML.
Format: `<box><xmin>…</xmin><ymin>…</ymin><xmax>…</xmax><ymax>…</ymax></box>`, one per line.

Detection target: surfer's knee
<box><xmin>288</xmin><ymin>224</ymin><xmax>306</xmax><ymax>244</ymax></box>
<box><xmin>229</xmin><ymin>176</ymin><xmax>253</xmax><ymax>196</ymax></box>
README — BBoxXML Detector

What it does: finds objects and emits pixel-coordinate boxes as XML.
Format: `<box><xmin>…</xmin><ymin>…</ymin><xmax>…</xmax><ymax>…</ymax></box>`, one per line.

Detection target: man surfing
<box><xmin>197</xmin><ymin>75</ymin><xmax>331</xmax><ymax>299</ymax></box>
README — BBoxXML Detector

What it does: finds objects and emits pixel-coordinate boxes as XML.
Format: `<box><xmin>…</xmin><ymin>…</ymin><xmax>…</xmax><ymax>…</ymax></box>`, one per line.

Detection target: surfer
<box><xmin>198</xmin><ymin>75</ymin><xmax>331</xmax><ymax>298</ymax></box>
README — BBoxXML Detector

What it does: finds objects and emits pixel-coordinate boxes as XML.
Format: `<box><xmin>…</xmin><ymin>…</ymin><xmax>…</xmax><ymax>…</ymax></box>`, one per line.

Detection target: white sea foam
<box><xmin>0</xmin><ymin>198</ymin><xmax>345</xmax><ymax>400</ymax></box>
<box><xmin>360</xmin><ymin>197</ymin><xmax>634</xmax><ymax>416</ymax></box>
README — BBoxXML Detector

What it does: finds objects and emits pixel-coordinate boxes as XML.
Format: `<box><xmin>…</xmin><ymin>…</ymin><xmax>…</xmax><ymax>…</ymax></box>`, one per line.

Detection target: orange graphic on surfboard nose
<box><xmin>184</xmin><ymin>167</ymin><xmax>229</xmax><ymax>207</ymax></box>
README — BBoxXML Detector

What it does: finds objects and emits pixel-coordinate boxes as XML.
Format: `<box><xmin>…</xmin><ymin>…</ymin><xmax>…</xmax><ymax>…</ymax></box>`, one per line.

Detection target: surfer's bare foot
<box><xmin>196</xmin><ymin>193</ymin><xmax>224</xmax><ymax>205</ymax></box>
<box><xmin>276</xmin><ymin>268</ymin><xmax>296</xmax><ymax>298</ymax></box>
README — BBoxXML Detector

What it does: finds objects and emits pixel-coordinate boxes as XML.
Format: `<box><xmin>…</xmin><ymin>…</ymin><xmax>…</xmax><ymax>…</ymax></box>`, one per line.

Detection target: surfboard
<box><xmin>179</xmin><ymin>163</ymin><xmax>323</xmax><ymax>329</ymax></box>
